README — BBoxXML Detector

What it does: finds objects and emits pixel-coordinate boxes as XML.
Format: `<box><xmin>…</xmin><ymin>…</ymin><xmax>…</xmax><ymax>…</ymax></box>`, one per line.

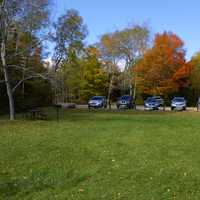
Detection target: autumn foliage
<box><xmin>135</xmin><ymin>32</ymin><xmax>192</xmax><ymax>95</ymax></box>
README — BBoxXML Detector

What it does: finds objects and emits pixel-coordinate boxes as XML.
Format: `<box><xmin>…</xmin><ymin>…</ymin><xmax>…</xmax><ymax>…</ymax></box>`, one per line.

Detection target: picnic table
<box><xmin>28</xmin><ymin>108</ymin><xmax>47</xmax><ymax>120</ymax></box>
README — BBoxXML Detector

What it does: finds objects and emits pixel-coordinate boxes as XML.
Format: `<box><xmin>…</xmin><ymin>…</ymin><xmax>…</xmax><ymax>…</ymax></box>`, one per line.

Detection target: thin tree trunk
<box><xmin>128</xmin><ymin>69</ymin><xmax>133</xmax><ymax>96</ymax></box>
<box><xmin>0</xmin><ymin>0</ymin><xmax>15</xmax><ymax>120</ymax></box>
<box><xmin>133</xmin><ymin>74</ymin><xmax>137</xmax><ymax>100</ymax></box>
<box><xmin>133</xmin><ymin>76</ymin><xmax>137</xmax><ymax>100</ymax></box>
<box><xmin>1</xmin><ymin>41</ymin><xmax>15</xmax><ymax>120</ymax></box>
<box><xmin>129</xmin><ymin>83</ymin><xmax>133</xmax><ymax>96</ymax></box>
<box><xmin>107</xmin><ymin>73</ymin><xmax>113</xmax><ymax>109</ymax></box>
<box><xmin>22</xmin><ymin>59</ymin><xmax>26</xmax><ymax>109</ymax></box>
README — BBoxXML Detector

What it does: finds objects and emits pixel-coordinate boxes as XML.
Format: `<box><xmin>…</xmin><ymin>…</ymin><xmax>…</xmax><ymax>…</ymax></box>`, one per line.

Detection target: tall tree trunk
<box><xmin>128</xmin><ymin>69</ymin><xmax>133</xmax><ymax>96</ymax></box>
<box><xmin>129</xmin><ymin>83</ymin><xmax>133</xmax><ymax>96</ymax></box>
<box><xmin>133</xmin><ymin>76</ymin><xmax>137</xmax><ymax>100</ymax></box>
<box><xmin>1</xmin><ymin>41</ymin><xmax>15</xmax><ymax>120</ymax></box>
<box><xmin>107</xmin><ymin>73</ymin><xmax>113</xmax><ymax>109</ymax></box>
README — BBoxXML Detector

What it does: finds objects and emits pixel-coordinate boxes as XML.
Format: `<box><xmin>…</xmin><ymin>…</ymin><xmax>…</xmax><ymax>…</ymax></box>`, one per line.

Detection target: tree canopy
<box><xmin>1</xmin><ymin>2</ymin><xmax>200</xmax><ymax>120</ymax></box>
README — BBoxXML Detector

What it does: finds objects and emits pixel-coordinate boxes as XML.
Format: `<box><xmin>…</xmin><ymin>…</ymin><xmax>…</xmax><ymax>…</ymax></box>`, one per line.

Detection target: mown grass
<box><xmin>1</xmin><ymin>109</ymin><xmax>200</xmax><ymax>199</ymax></box>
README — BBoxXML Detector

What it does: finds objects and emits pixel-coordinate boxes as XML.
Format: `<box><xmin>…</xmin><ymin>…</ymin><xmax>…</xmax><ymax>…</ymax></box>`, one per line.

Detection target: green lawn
<box><xmin>1</xmin><ymin>110</ymin><xmax>200</xmax><ymax>199</ymax></box>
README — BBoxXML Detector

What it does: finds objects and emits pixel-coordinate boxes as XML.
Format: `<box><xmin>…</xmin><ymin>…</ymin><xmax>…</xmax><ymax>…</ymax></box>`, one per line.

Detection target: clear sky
<box><xmin>52</xmin><ymin>0</ymin><xmax>200</xmax><ymax>59</ymax></box>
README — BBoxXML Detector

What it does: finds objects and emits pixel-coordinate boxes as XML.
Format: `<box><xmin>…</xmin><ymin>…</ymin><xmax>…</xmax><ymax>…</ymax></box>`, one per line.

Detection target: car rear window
<box><xmin>173</xmin><ymin>98</ymin><xmax>185</xmax><ymax>102</ymax></box>
<box><xmin>120</xmin><ymin>96</ymin><xmax>131</xmax><ymax>100</ymax></box>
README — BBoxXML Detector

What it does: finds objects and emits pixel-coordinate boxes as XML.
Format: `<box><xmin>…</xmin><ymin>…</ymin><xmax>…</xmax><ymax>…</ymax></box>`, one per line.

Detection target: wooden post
<box><xmin>54</xmin><ymin>104</ymin><xmax>62</xmax><ymax>122</ymax></box>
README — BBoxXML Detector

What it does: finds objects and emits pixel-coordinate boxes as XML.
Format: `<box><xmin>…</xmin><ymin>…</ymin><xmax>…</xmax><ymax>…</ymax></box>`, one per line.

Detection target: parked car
<box><xmin>171</xmin><ymin>97</ymin><xmax>186</xmax><ymax>110</ymax></box>
<box><xmin>152</xmin><ymin>96</ymin><xmax>164</xmax><ymax>107</ymax></box>
<box><xmin>116</xmin><ymin>95</ymin><xmax>135</xmax><ymax>109</ymax></box>
<box><xmin>88</xmin><ymin>96</ymin><xmax>107</xmax><ymax>109</ymax></box>
<box><xmin>144</xmin><ymin>97</ymin><xmax>160</xmax><ymax>110</ymax></box>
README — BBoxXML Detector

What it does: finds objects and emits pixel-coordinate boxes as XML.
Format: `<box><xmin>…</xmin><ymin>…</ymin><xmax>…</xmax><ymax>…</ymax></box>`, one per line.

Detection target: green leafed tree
<box><xmin>189</xmin><ymin>52</ymin><xmax>200</xmax><ymax>101</ymax></box>
<box><xmin>52</xmin><ymin>9</ymin><xmax>88</xmax><ymax>103</ymax></box>
<box><xmin>52</xmin><ymin>9</ymin><xmax>88</xmax><ymax>70</ymax></box>
<box><xmin>97</xmin><ymin>33</ymin><xmax>121</xmax><ymax>108</ymax></box>
<box><xmin>97</xmin><ymin>24</ymin><xmax>150</xmax><ymax>103</ymax></box>
<box><xmin>57</xmin><ymin>46</ymin><xmax>108</xmax><ymax>103</ymax></box>
<box><xmin>0</xmin><ymin>0</ymin><xmax>51</xmax><ymax>120</ymax></box>
<box><xmin>79</xmin><ymin>46</ymin><xmax>108</xmax><ymax>102</ymax></box>
<box><xmin>113</xmin><ymin>25</ymin><xmax>150</xmax><ymax>98</ymax></box>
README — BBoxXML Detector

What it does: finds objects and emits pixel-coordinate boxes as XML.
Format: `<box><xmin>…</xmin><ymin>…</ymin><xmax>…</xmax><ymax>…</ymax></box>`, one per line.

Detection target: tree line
<box><xmin>1</xmin><ymin>1</ymin><xmax>200</xmax><ymax>120</ymax></box>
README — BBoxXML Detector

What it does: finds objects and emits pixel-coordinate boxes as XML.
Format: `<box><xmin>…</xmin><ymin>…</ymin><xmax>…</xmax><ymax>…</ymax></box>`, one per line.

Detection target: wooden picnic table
<box><xmin>28</xmin><ymin>108</ymin><xmax>47</xmax><ymax>120</ymax></box>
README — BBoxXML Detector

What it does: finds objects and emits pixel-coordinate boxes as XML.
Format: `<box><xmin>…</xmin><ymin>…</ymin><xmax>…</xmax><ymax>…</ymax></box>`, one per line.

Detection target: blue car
<box><xmin>144</xmin><ymin>97</ymin><xmax>160</xmax><ymax>110</ymax></box>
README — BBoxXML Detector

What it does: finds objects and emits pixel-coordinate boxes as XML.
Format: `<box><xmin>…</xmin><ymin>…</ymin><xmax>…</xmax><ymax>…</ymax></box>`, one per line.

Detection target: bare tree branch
<box><xmin>12</xmin><ymin>74</ymin><xmax>49</xmax><ymax>93</ymax></box>
<box><xmin>6</xmin><ymin>64</ymin><xmax>56</xmax><ymax>93</ymax></box>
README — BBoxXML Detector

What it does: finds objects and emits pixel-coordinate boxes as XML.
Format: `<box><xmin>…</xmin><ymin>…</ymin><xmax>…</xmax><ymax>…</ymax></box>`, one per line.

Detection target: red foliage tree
<box><xmin>135</xmin><ymin>32</ymin><xmax>191</xmax><ymax>95</ymax></box>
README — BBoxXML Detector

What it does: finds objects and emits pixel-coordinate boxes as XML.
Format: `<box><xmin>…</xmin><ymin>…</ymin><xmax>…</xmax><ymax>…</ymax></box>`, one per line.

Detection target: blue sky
<box><xmin>52</xmin><ymin>0</ymin><xmax>200</xmax><ymax>59</ymax></box>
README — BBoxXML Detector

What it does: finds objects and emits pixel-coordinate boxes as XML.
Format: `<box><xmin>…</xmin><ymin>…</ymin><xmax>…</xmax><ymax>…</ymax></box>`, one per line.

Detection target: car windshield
<box><xmin>120</xmin><ymin>95</ymin><xmax>131</xmax><ymax>100</ymax></box>
<box><xmin>146</xmin><ymin>97</ymin><xmax>156</xmax><ymax>102</ymax></box>
<box><xmin>173</xmin><ymin>98</ymin><xmax>185</xmax><ymax>102</ymax></box>
<box><xmin>91</xmin><ymin>96</ymin><xmax>103</xmax><ymax>100</ymax></box>
<box><xmin>153</xmin><ymin>96</ymin><xmax>162</xmax><ymax>100</ymax></box>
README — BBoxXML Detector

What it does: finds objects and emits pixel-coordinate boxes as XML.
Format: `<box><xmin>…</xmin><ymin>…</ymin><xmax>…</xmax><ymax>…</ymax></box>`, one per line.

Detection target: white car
<box><xmin>88</xmin><ymin>96</ymin><xmax>107</xmax><ymax>109</ymax></box>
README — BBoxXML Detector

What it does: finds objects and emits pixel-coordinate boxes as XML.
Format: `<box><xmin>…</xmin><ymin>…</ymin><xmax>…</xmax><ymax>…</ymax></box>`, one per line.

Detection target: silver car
<box><xmin>171</xmin><ymin>97</ymin><xmax>186</xmax><ymax>111</ymax></box>
<box><xmin>88</xmin><ymin>96</ymin><xmax>107</xmax><ymax>109</ymax></box>
<box><xmin>144</xmin><ymin>97</ymin><xmax>160</xmax><ymax>110</ymax></box>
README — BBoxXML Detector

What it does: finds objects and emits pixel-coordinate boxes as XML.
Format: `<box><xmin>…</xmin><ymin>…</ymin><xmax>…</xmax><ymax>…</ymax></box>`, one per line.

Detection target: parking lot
<box><xmin>76</xmin><ymin>104</ymin><xmax>198</xmax><ymax>112</ymax></box>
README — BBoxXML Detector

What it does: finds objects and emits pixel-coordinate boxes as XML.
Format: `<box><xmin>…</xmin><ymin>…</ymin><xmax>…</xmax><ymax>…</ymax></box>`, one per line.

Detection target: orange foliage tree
<box><xmin>173</xmin><ymin>62</ymin><xmax>193</xmax><ymax>89</ymax></box>
<box><xmin>135</xmin><ymin>31</ymin><xmax>191</xmax><ymax>96</ymax></box>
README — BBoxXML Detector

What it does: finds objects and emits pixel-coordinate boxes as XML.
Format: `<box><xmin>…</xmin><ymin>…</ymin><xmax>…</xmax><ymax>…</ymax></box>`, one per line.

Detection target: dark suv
<box><xmin>116</xmin><ymin>95</ymin><xmax>135</xmax><ymax>109</ymax></box>
<box><xmin>88</xmin><ymin>96</ymin><xmax>107</xmax><ymax>109</ymax></box>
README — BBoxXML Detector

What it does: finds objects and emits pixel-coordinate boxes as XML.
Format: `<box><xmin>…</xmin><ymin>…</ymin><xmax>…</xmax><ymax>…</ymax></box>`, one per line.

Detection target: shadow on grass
<box><xmin>0</xmin><ymin>107</ymin><xmax>189</xmax><ymax>123</ymax></box>
<box><xmin>0</xmin><ymin>168</ymin><xmax>89</xmax><ymax>199</ymax></box>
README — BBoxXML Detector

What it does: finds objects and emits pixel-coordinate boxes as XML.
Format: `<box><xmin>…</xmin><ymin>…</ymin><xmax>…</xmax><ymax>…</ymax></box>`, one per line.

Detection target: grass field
<box><xmin>1</xmin><ymin>109</ymin><xmax>200</xmax><ymax>199</ymax></box>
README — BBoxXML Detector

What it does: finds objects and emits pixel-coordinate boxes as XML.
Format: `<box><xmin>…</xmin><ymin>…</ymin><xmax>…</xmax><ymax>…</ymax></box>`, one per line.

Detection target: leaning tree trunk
<box><xmin>1</xmin><ymin>41</ymin><xmax>15</xmax><ymax>120</ymax></box>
